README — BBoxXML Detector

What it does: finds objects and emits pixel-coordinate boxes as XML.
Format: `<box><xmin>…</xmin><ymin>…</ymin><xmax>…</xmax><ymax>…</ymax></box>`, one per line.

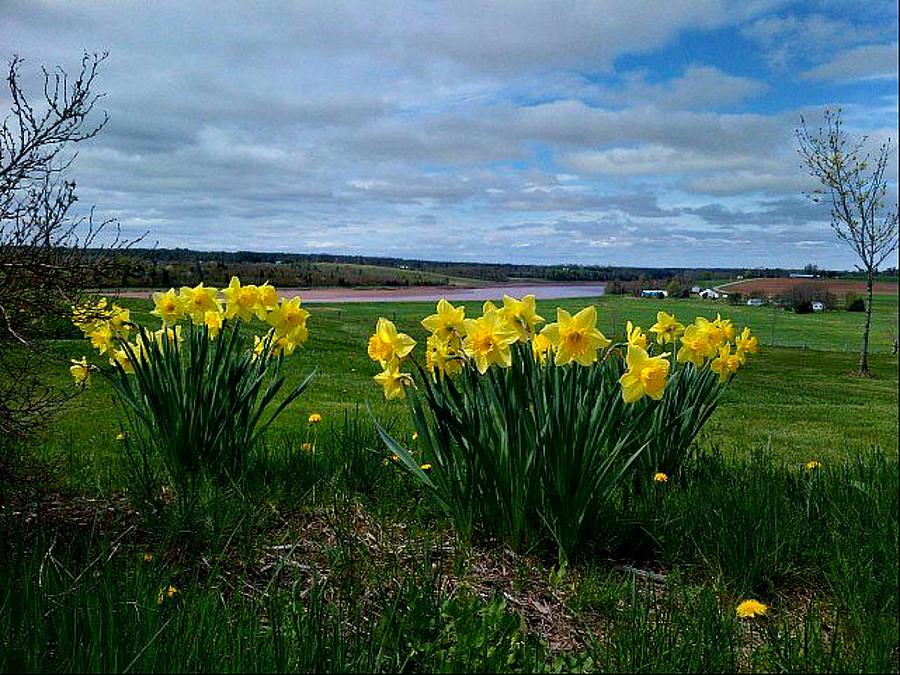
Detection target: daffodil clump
<box><xmin>367</xmin><ymin>298</ymin><xmax>757</xmax><ymax>405</ymax></box>
<box><xmin>369</xmin><ymin>296</ymin><xmax>759</xmax><ymax>560</ymax></box>
<box><xmin>70</xmin><ymin>277</ymin><xmax>314</xmax><ymax>493</ymax></box>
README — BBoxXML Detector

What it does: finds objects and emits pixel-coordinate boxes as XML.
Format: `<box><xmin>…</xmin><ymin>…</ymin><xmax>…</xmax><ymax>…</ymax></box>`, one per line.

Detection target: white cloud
<box><xmin>802</xmin><ymin>43</ymin><xmax>899</xmax><ymax>81</ymax></box>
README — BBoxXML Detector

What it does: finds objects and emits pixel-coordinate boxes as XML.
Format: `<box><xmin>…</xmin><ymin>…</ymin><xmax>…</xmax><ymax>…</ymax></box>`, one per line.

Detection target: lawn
<box><xmin>3</xmin><ymin>291</ymin><xmax>898</xmax><ymax>673</ymax></box>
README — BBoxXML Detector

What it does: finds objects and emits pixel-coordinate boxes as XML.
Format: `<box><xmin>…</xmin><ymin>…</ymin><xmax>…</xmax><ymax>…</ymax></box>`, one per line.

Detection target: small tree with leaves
<box><xmin>1</xmin><ymin>52</ymin><xmax>133</xmax><ymax>442</ymax></box>
<box><xmin>796</xmin><ymin>109</ymin><xmax>898</xmax><ymax>375</ymax></box>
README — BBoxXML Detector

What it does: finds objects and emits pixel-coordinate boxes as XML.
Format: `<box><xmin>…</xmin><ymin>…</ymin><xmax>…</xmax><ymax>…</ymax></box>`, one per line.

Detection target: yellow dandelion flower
<box><xmin>653</xmin><ymin>472</ymin><xmax>668</xmax><ymax>483</ymax></box>
<box><xmin>308</xmin><ymin>413</ymin><xmax>322</xmax><ymax>424</ymax></box>
<box><xmin>805</xmin><ymin>460</ymin><xmax>822</xmax><ymax>470</ymax></box>
<box><xmin>736</xmin><ymin>599</ymin><xmax>767</xmax><ymax>618</ymax></box>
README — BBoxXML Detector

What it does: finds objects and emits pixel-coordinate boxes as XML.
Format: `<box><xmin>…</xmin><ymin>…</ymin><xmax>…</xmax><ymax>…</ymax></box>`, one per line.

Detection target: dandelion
<box><xmin>300</xmin><ymin>442</ymin><xmax>314</xmax><ymax>452</ymax></box>
<box><xmin>653</xmin><ymin>472</ymin><xmax>668</xmax><ymax>483</ymax></box>
<box><xmin>143</xmin><ymin>552</ymin><xmax>154</xmax><ymax>562</ymax></box>
<box><xmin>420</xmin><ymin>463</ymin><xmax>432</xmax><ymax>471</ymax></box>
<box><xmin>412</xmin><ymin>432</ymin><xmax>419</xmax><ymax>441</ymax></box>
<box><xmin>736</xmin><ymin>599</ymin><xmax>768</xmax><ymax>618</ymax></box>
<box><xmin>805</xmin><ymin>460</ymin><xmax>822</xmax><ymax>471</ymax></box>
<box><xmin>157</xmin><ymin>584</ymin><xmax>178</xmax><ymax>605</ymax></box>
<box><xmin>308</xmin><ymin>413</ymin><xmax>322</xmax><ymax>424</ymax></box>
<box><xmin>116</xmin><ymin>432</ymin><xmax>127</xmax><ymax>442</ymax></box>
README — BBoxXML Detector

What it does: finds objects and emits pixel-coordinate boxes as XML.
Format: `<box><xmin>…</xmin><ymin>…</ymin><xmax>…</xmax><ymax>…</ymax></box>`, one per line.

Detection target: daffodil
<box><xmin>421</xmin><ymin>299</ymin><xmax>466</xmax><ymax>341</ymax></box>
<box><xmin>425</xmin><ymin>334</ymin><xmax>463</xmax><ymax>378</ymax></box>
<box><xmin>676</xmin><ymin>324</ymin><xmax>717</xmax><ymax>367</ymax></box>
<box><xmin>178</xmin><ymin>283</ymin><xmax>221</xmax><ymax>324</ymax></box>
<box><xmin>735</xmin><ymin>326</ymin><xmax>759</xmax><ymax>363</ymax></box>
<box><xmin>710</xmin><ymin>343</ymin><xmax>741</xmax><ymax>383</ymax></box>
<box><xmin>736</xmin><ymin>599</ymin><xmax>767</xmax><ymax>619</ymax></box>
<box><xmin>531</xmin><ymin>332</ymin><xmax>553</xmax><ymax>365</ymax></box>
<box><xmin>374</xmin><ymin>359</ymin><xmax>414</xmax><ymax>400</ymax></box>
<box><xmin>151</xmin><ymin>288</ymin><xmax>183</xmax><ymax>326</ymax></box>
<box><xmin>70</xmin><ymin>357</ymin><xmax>90</xmax><ymax>387</ymax></box>
<box><xmin>110</xmin><ymin>347</ymin><xmax>135</xmax><ymax>374</ymax></box>
<box><xmin>257</xmin><ymin>282</ymin><xmax>279</xmax><ymax>313</ymax></box>
<box><xmin>712</xmin><ymin>314</ymin><xmax>735</xmax><ymax>341</ymax></box>
<box><xmin>108</xmin><ymin>304</ymin><xmax>131</xmax><ymax>334</ymax></box>
<box><xmin>368</xmin><ymin>317</ymin><xmax>416</xmax><ymax>366</ymax></box>
<box><xmin>626</xmin><ymin>321</ymin><xmax>648</xmax><ymax>349</ymax></box>
<box><xmin>500</xmin><ymin>294</ymin><xmax>544</xmax><ymax>342</ymax></box>
<box><xmin>153</xmin><ymin>325</ymin><xmax>183</xmax><ymax>349</ymax></box>
<box><xmin>267</xmin><ymin>297</ymin><xmax>310</xmax><ymax>344</ymax></box>
<box><xmin>649</xmin><ymin>311</ymin><xmax>684</xmax><ymax>344</ymax></box>
<box><xmin>89</xmin><ymin>324</ymin><xmax>114</xmax><ymax>355</ymax></box>
<box><xmin>204</xmin><ymin>310</ymin><xmax>224</xmax><ymax>340</ymax></box>
<box><xmin>462</xmin><ymin>308</ymin><xmax>518</xmax><ymax>374</ymax></box>
<box><xmin>619</xmin><ymin>344</ymin><xmax>670</xmax><ymax>403</ymax></box>
<box><xmin>540</xmin><ymin>306</ymin><xmax>610</xmax><ymax>367</ymax></box>
<box><xmin>222</xmin><ymin>276</ymin><xmax>264</xmax><ymax>322</ymax></box>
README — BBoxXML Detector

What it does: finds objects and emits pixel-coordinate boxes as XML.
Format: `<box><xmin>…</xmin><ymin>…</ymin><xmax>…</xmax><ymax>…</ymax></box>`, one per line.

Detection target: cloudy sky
<box><xmin>3</xmin><ymin>1</ymin><xmax>898</xmax><ymax>268</ymax></box>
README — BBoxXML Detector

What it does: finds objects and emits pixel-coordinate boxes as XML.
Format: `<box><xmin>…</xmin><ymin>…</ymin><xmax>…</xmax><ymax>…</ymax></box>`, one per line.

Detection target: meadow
<box><xmin>2</xmin><ymin>291</ymin><xmax>898</xmax><ymax>673</ymax></box>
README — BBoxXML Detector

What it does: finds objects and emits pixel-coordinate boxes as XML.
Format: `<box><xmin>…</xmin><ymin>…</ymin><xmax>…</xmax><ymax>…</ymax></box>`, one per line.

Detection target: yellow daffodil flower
<box><xmin>677</xmin><ymin>324</ymin><xmax>717</xmax><ymax>367</ymax></box>
<box><xmin>736</xmin><ymin>599</ymin><xmax>767</xmax><ymax>619</ymax></box>
<box><xmin>222</xmin><ymin>276</ymin><xmax>264</xmax><ymax>322</ymax></box>
<box><xmin>257</xmin><ymin>282</ymin><xmax>279</xmax><ymax>313</ymax></box>
<box><xmin>425</xmin><ymin>334</ymin><xmax>463</xmax><ymax>378</ymax></box>
<box><xmin>151</xmin><ymin>288</ymin><xmax>183</xmax><ymax>326</ymax></box>
<box><xmin>89</xmin><ymin>324</ymin><xmax>114</xmax><ymax>355</ymax></box>
<box><xmin>267</xmin><ymin>297</ymin><xmax>310</xmax><ymax>345</ymax></box>
<box><xmin>626</xmin><ymin>321</ymin><xmax>648</xmax><ymax>349</ymax></box>
<box><xmin>712</xmin><ymin>314</ymin><xmax>735</xmax><ymax>341</ymax></box>
<box><xmin>70</xmin><ymin>356</ymin><xmax>91</xmax><ymax>387</ymax></box>
<box><xmin>710</xmin><ymin>343</ymin><xmax>741</xmax><ymax>383</ymax></box>
<box><xmin>462</xmin><ymin>308</ymin><xmax>518</xmax><ymax>374</ymax></box>
<box><xmin>204</xmin><ymin>310</ymin><xmax>224</xmax><ymax>339</ymax></box>
<box><xmin>421</xmin><ymin>299</ymin><xmax>466</xmax><ymax>341</ymax></box>
<box><xmin>540</xmin><ymin>306</ymin><xmax>610</xmax><ymax>367</ymax></box>
<box><xmin>110</xmin><ymin>347</ymin><xmax>135</xmax><ymax>374</ymax></box>
<box><xmin>368</xmin><ymin>317</ymin><xmax>416</xmax><ymax>366</ymax></box>
<box><xmin>735</xmin><ymin>327</ymin><xmax>759</xmax><ymax>363</ymax></box>
<box><xmin>619</xmin><ymin>344</ymin><xmax>670</xmax><ymax>403</ymax></box>
<box><xmin>374</xmin><ymin>359</ymin><xmax>414</xmax><ymax>400</ymax></box>
<box><xmin>500</xmin><ymin>294</ymin><xmax>544</xmax><ymax>342</ymax></box>
<box><xmin>649</xmin><ymin>311</ymin><xmax>684</xmax><ymax>344</ymax></box>
<box><xmin>531</xmin><ymin>332</ymin><xmax>553</xmax><ymax>365</ymax></box>
<box><xmin>179</xmin><ymin>283</ymin><xmax>221</xmax><ymax>324</ymax></box>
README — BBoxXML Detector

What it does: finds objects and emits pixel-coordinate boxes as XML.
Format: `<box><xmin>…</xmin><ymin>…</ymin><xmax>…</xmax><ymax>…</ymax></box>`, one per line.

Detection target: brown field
<box><xmin>718</xmin><ymin>277</ymin><xmax>898</xmax><ymax>296</ymax></box>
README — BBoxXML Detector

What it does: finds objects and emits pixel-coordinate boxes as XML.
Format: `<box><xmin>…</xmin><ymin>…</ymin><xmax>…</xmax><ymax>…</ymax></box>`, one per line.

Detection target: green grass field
<box><xmin>3</xmin><ymin>292</ymin><xmax>898</xmax><ymax>673</ymax></box>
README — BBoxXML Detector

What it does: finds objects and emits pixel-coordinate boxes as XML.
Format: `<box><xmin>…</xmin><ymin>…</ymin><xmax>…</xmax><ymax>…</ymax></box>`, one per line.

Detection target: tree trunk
<box><xmin>859</xmin><ymin>271</ymin><xmax>874</xmax><ymax>375</ymax></box>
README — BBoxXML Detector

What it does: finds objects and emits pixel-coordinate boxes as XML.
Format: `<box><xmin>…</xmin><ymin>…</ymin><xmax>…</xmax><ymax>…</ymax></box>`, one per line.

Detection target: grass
<box><xmin>2</xmin><ymin>291</ymin><xmax>897</xmax><ymax>673</ymax></box>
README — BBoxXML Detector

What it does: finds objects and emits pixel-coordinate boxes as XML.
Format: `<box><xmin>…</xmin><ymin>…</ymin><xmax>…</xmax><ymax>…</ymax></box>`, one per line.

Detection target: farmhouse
<box><xmin>812</xmin><ymin>301</ymin><xmax>826</xmax><ymax>312</ymax></box>
<box><xmin>698</xmin><ymin>288</ymin><xmax>726</xmax><ymax>300</ymax></box>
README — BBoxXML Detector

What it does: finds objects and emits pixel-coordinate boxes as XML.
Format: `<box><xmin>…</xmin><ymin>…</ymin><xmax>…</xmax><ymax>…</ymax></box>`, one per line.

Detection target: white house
<box><xmin>698</xmin><ymin>288</ymin><xmax>725</xmax><ymax>300</ymax></box>
<box><xmin>746</xmin><ymin>298</ymin><xmax>765</xmax><ymax>307</ymax></box>
<box><xmin>812</xmin><ymin>301</ymin><xmax>826</xmax><ymax>312</ymax></box>
<box><xmin>641</xmin><ymin>289</ymin><xmax>668</xmax><ymax>299</ymax></box>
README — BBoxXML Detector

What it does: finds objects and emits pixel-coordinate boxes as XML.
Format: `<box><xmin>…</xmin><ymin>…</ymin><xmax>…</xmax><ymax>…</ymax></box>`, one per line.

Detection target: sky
<box><xmin>2</xmin><ymin>0</ymin><xmax>898</xmax><ymax>269</ymax></box>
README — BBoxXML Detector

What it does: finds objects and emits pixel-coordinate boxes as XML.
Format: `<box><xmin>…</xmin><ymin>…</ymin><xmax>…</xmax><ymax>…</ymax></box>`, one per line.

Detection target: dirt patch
<box><xmin>718</xmin><ymin>277</ymin><xmax>898</xmax><ymax>297</ymax></box>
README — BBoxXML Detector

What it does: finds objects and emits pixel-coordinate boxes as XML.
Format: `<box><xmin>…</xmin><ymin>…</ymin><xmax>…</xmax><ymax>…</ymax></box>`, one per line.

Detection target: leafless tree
<box><xmin>796</xmin><ymin>109</ymin><xmax>899</xmax><ymax>376</ymax></box>
<box><xmin>1</xmin><ymin>52</ymin><xmax>134</xmax><ymax>441</ymax></box>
